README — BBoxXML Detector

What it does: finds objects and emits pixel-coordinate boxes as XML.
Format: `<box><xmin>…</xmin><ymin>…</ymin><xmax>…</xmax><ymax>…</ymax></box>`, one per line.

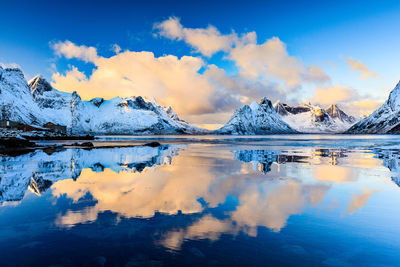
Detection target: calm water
<box><xmin>1</xmin><ymin>135</ymin><xmax>400</xmax><ymax>266</ymax></box>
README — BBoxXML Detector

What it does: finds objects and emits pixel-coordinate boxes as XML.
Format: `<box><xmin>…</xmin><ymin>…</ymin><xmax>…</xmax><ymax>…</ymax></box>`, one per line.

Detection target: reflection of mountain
<box><xmin>375</xmin><ymin>149</ymin><xmax>400</xmax><ymax>187</ymax></box>
<box><xmin>0</xmin><ymin>145</ymin><xmax>178</xmax><ymax>203</ymax></box>
<box><xmin>233</xmin><ymin>150</ymin><xmax>278</xmax><ymax>173</ymax></box>
<box><xmin>233</xmin><ymin>149</ymin><xmax>349</xmax><ymax>174</ymax></box>
<box><xmin>2</xmin><ymin>144</ymin><xmax>393</xmax><ymax>253</ymax></box>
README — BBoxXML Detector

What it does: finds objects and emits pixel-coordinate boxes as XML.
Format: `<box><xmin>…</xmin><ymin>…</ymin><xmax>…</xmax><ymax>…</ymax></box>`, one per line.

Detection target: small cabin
<box><xmin>43</xmin><ymin>122</ymin><xmax>67</xmax><ymax>135</ymax></box>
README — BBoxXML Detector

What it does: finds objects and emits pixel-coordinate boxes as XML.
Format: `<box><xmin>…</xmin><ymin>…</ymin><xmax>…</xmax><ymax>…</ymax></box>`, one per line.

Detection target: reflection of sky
<box><xmin>1</xmin><ymin>138</ymin><xmax>400</xmax><ymax>265</ymax></box>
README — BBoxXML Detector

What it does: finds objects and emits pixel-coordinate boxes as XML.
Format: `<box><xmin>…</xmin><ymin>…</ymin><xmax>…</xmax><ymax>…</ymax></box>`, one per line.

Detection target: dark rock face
<box><xmin>91</xmin><ymin>97</ymin><xmax>104</xmax><ymax>108</ymax></box>
<box><xmin>312</xmin><ymin>109</ymin><xmax>331</xmax><ymax>123</ymax></box>
<box><xmin>326</xmin><ymin>104</ymin><xmax>356</xmax><ymax>124</ymax></box>
<box><xmin>28</xmin><ymin>75</ymin><xmax>53</xmax><ymax>97</ymax></box>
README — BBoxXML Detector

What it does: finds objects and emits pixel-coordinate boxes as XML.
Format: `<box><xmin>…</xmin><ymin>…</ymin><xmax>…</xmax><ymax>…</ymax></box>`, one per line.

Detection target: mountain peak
<box><xmin>214</xmin><ymin>96</ymin><xmax>297</xmax><ymax>135</ymax></box>
<box><xmin>28</xmin><ymin>75</ymin><xmax>53</xmax><ymax>97</ymax></box>
<box><xmin>259</xmin><ymin>97</ymin><xmax>274</xmax><ymax>109</ymax></box>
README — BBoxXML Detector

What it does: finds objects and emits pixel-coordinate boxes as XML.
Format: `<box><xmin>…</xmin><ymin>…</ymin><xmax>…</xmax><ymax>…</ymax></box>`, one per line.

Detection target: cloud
<box><xmin>230</xmin><ymin>37</ymin><xmax>303</xmax><ymax>88</ymax></box>
<box><xmin>154</xmin><ymin>17</ymin><xmax>184</xmax><ymax>40</ymax></box>
<box><xmin>230</xmin><ymin>37</ymin><xmax>330</xmax><ymax>89</ymax></box>
<box><xmin>311</xmin><ymin>85</ymin><xmax>358</xmax><ymax>105</ymax></box>
<box><xmin>302</xmin><ymin>66</ymin><xmax>331</xmax><ymax>84</ymax></box>
<box><xmin>52</xmin><ymin>47</ymin><xmax>219</xmax><ymax>116</ymax></box>
<box><xmin>51</xmin><ymin>40</ymin><xmax>99</xmax><ymax>63</ymax></box>
<box><xmin>204</xmin><ymin>64</ymin><xmax>284</xmax><ymax>105</ymax></box>
<box><xmin>51</xmin><ymin>40</ymin><xmax>292</xmax><ymax>126</ymax></box>
<box><xmin>346</xmin><ymin>99</ymin><xmax>382</xmax><ymax>117</ymax></box>
<box><xmin>112</xmin><ymin>44</ymin><xmax>121</xmax><ymax>54</ymax></box>
<box><xmin>310</xmin><ymin>84</ymin><xmax>384</xmax><ymax>116</ymax></box>
<box><xmin>154</xmin><ymin>17</ymin><xmax>237</xmax><ymax>57</ymax></box>
<box><xmin>344</xmin><ymin>57</ymin><xmax>379</xmax><ymax>80</ymax></box>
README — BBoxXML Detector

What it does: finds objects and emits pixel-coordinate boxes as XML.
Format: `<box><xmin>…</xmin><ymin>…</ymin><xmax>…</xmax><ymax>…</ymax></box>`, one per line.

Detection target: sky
<box><xmin>1</xmin><ymin>0</ymin><xmax>400</xmax><ymax>129</ymax></box>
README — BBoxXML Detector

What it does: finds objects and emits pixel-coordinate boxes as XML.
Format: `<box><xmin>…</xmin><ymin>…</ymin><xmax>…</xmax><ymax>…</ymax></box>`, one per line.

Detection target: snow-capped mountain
<box><xmin>0</xmin><ymin>67</ymin><xmax>204</xmax><ymax>135</ymax></box>
<box><xmin>274</xmin><ymin>102</ymin><xmax>357</xmax><ymax>133</ymax></box>
<box><xmin>346</xmin><ymin>81</ymin><xmax>400</xmax><ymax>134</ymax></box>
<box><xmin>214</xmin><ymin>97</ymin><xmax>297</xmax><ymax>135</ymax></box>
<box><xmin>0</xmin><ymin>68</ymin><xmax>44</xmax><ymax>124</ymax></box>
<box><xmin>326</xmin><ymin>104</ymin><xmax>356</xmax><ymax>124</ymax></box>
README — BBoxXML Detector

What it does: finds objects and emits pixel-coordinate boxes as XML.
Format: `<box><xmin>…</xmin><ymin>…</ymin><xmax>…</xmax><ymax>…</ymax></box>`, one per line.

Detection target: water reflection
<box><xmin>1</xmin><ymin>140</ymin><xmax>400</xmax><ymax>264</ymax></box>
<box><xmin>0</xmin><ymin>145</ymin><xmax>178</xmax><ymax>204</ymax></box>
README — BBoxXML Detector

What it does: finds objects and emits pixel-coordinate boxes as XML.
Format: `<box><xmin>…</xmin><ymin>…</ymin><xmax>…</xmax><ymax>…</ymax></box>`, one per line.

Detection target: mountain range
<box><xmin>1</xmin><ymin>66</ymin><xmax>400</xmax><ymax>135</ymax></box>
<box><xmin>0</xmin><ymin>67</ymin><xmax>205</xmax><ymax>135</ymax></box>
<box><xmin>274</xmin><ymin>102</ymin><xmax>357</xmax><ymax>133</ymax></box>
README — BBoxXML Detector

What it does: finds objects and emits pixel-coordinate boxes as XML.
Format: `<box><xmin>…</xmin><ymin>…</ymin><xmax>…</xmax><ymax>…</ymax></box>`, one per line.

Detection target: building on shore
<box><xmin>0</xmin><ymin>119</ymin><xmax>20</xmax><ymax>129</ymax></box>
<box><xmin>43</xmin><ymin>122</ymin><xmax>67</xmax><ymax>135</ymax></box>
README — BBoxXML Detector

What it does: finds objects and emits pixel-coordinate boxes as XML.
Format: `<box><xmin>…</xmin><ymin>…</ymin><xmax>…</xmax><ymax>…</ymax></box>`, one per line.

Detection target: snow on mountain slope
<box><xmin>346</xmin><ymin>81</ymin><xmax>400</xmax><ymax>134</ymax></box>
<box><xmin>0</xmin><ymin>68</ymin><xmax>44</xmax><ymax>125</ymax></box>
<box><xmin>1</xmin><ymin>67</ymin><xmax>205</xmax><ymax>135</ymax></box>
<box><xmin>214</xmin><ymin>97</ymin><xmax>297</xmax><ymax>135</ymax></box>
<box><xmin>275</xmin><ymin>102</ymin><xmax>357</xmax><ymax>133</ymax></box>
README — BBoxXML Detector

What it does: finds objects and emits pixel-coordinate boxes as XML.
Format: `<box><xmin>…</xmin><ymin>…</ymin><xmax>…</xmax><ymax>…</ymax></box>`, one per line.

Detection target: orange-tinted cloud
<box><xmin>346</xmin><ymin>188</ymin><xmax>378</xmax><ymax>214</ymax></box>
<box><xmin>345</xmin><ymin>57</ymin><xmax>379</xmax><ymax>80</ymax></box>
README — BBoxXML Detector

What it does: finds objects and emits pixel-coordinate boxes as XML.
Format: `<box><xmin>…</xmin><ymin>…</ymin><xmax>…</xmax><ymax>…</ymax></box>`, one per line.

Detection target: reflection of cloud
<box><xmin>346</xmin><ymin>189</ymin><xmax>378</xmax><ymax>214</ymax></box>
<box><xmin>160</xmin><ymin>215</ymin><xmax>235</xmax><ymax>250</ymax></box>
<box><xmin>313</xmin><ymin>165</ymin><xmax>357</xmax><ymax>183</ymax></box>
<box><xmin>55</xmin><ymin>207</ymin><xmax>99</xmax><ymax>228</ymax></box>
<box><xmin>231</xmin><ymin>180</ymin><xmax>330</xmax><ymax>233</ymax></box>
<box><xmin>52</xmin><ymin>154</ymin><xmax>218</xmax><ymax>226</ymax></box>
<box><xmin>160</xmin><ymin>178</ymin><xmax>331</xmax><ymax>250</ymax></box>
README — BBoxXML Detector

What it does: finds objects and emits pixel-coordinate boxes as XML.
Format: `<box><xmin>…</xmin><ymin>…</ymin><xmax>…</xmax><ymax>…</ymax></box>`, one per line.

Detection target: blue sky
<box><xmin>1</xmin><ymin>0</ymin><xmax>400</xmax><ymax>128</ymax></box>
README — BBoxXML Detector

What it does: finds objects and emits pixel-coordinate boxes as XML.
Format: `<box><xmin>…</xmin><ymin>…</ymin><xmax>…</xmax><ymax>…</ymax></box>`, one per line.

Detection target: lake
<box><xmin>1</xmin><ymin>135</ymin><xmax>400</xmax><ymax>266</ymax></box>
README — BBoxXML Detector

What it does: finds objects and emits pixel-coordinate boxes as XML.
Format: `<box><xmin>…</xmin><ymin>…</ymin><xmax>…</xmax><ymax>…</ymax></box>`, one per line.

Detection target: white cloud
<box><xmin>303</xmin><ymin>66</ymin><xmax>331</xmax><ymax>84</ymax></box>
<box><xmin>155</xmin><ymin>17</ymin><xmax>330</xmax><ymax>91</ymax></box>
<box><xmin>154</xmin><ymin>17</ymin><xmax>237</xmax><ymax>57</ymax></box>
<box><xmin>309</xmin><ymin>85</ymin><xmax>384</xmax><ymax>117</ymax></box>
<box><xmin>51</xmin><ymin>40</ymin><xmax>291</xmax><ymax>126</ymax></box>
<box><xmin>52</xmin><ymin>50</ymin><xmax>217</xmax><ymax>115</ymax></box>
<box><xmin>154</xmin><ymin>16</ymin><xmax>184</xmax><ymax>40</ymax></box>
<box><xmin>230</xmin><ymin>37</ymin><xmax>331</xmax><ymax>89</ymax></box>
<box><xmin>51</xmin><ymin>40</ymin><xmax>99</xmax><ymax>63</ymax></box>
<box><xmin>311</xmin><ymin>85</ymin><xmax>357</xmax><ymax>105</ymax></box>
<box><xmin>344</xmin><ymin>57</ymin><xmax>379</xmax><ymax>80</ymax></box>
<box><xmin>112</xmin><ymin>44</ymin><xmax>121</xmax><ymax>54</ymax></box>
<box><xmin>230</xmin><ymin>37</ymin><xmax>304</xmax><ymax>88</ymax></box>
